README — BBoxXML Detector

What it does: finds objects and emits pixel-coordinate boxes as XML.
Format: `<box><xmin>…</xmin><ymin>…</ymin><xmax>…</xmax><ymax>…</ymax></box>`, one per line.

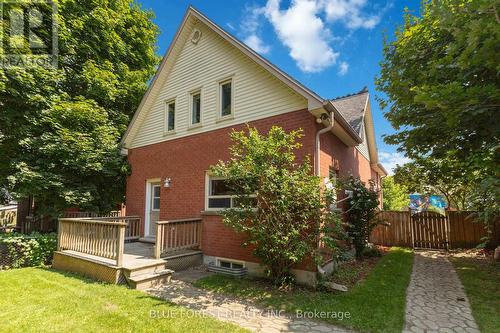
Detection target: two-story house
<box><xmin>120</xmin><ymin>6</ymin><xmax>387</xmax><ymax>284</ymax></box>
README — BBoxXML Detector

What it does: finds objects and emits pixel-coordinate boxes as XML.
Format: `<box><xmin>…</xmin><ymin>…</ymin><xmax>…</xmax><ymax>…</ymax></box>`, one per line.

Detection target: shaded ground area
<box><xmin>192</xmin><ymin>247</ymin><xmax>413</xmax><ymax>333</ymax></box>
<box><xmin>450</xmin><ymin>251</ymin><xmax>500</xmax><ymax>333</ymax></box>
<box><xmin>150</xmin><ymin>273</ymin><xmax>352</xmax><ymax>333</ymax></box>
<box><xmin>0</xmin><ymin>267</ymin><xmax>246</xmax><ymax>333</ymax></box>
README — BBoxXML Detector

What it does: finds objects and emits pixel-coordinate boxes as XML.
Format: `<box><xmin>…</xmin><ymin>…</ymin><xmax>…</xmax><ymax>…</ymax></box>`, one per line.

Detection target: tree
<box><xmin>393</xmin><ymin>158</ymin><xmax>477</xmax><ymax>210</ymax></box>
<box><xmin>211</xmin><ymin>126</ymin><xmax>346</xmax><ymax>286</ymax></box>
<box><xmin>0</xmin><ymin>0</ymin><xmax>159</xmax><ymax>215</ymax></box>
<box><xmin>382</xmin><ymin>176</ymin><xmax>409</xmax><ymax>211</ymax></box>
<box><xmin>376</xmin><ymin>0</ymin><xmax>499</xmax><ymax>220</ymax></box>
<box><xmin>342</xmin><ymin>176</ymin><xmax>380</xmax><ymax>259</ymax></box>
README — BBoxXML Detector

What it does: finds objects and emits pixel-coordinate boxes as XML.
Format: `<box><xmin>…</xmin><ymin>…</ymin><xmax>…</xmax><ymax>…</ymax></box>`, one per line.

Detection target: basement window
<box><xmin>217</xmin><ymin>259</ymin><xmax>244</xmax><ymax>269</ymax></box>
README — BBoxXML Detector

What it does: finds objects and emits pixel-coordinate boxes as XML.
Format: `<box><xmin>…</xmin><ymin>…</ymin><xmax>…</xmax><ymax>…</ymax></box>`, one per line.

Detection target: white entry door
<box><xmin>146</xmin><ymin>182</ymin><xmax>161</xmax><ymax>237</ymax></box>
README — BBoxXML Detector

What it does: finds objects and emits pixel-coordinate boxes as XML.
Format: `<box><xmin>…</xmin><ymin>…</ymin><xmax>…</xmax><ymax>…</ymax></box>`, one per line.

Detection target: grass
<box><xmin>0</xmin><ymin>267</ymin><xmax>247</xmax><ymax>333</ymax></box>
<box><xmin>194</xmin><ymin>247</ymin><xmax>414</xmax><ymax>333</ymax></box>
<box><xmin>450</xmin><ymin>256</ymin><xmax>500</xmax><ymax>333</ymax></box>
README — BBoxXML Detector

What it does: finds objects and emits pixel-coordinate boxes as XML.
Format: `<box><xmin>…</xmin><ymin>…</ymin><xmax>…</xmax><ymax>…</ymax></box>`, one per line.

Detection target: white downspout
<box><xmin>315</xmin><ymin>111</ymin><xmax>334</xmax><ymax>278</ymax></box>
<box><xmin>315</xmin><ymin>111</ymin><xmax>334</xmax><ymax>177</ymax></box>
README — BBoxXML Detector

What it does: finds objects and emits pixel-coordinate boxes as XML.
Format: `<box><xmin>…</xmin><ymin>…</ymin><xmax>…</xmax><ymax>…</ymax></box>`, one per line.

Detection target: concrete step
<box><xmin>126</xmin><ymin>269</ymin><xmax>174</xmax><ymax>290</ymax></box>
<box><xmin>122</xmin><ymin>262</ymin><xmax>167</xmax><ymax>279</ymax></box>
<box><xmin>138</xmin><ymin>237</ymin><xmax>155</xmax><ymax>244</ymax></box>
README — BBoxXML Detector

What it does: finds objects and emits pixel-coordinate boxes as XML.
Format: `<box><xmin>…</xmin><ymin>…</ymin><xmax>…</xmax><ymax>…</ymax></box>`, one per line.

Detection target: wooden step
<box><xmin>126</xmin><ymin>269</ymin><xmax>174</xmax><ymax>290</ymax></box>
<box><xmin>122</xmin><ymin>262</ymin><xmax>167</xmax><ymax>279</ymax></box>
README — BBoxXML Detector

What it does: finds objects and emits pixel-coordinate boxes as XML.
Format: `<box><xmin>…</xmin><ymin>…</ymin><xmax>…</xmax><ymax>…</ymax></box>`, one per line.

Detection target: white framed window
<box><xmin>216</xmin><ymin>258</ymin><xmax>245</xmax><ymax>269</ymax></box>
<box><xmin>206</xmin><ymin>175</ymin><xmax>233</xmax><ymax>210</ymax></box>
<box><xmin>218</xmin><ymin>78</ymin><xmax>233</xmax><ymax>119</ymax></box>
<box><xmin>205</xmin><ymin>174</ymin><xmax>256</xmax><ymax>210</ymax></box>
<box><xmin>164</xmin><ymin>99</ymin><xmax>176</xmax><ymax>134</ymax></box>
<box><xmin>189</xmin><ymin>89</ymin><xmax>202</xmax><ymax>127</ymax></box>
<box><xmin>151</xmin><ymin>184</ymin><xmax>161</xmax><ymax>211</ymax></box>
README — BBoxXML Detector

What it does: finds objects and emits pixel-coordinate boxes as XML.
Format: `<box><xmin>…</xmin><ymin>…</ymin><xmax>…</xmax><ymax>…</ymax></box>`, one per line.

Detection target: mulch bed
<box><xmin>328</xmin><ymin>246</ymin><xmax>390</xmax><ymax>289</ymax></box>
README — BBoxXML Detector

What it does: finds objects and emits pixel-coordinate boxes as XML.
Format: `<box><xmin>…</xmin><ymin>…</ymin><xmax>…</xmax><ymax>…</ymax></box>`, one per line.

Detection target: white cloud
<box><xmin>379</xmin><ymin>151</ymin><xmax>411</xmax><ymax>175</ymax></box>
<box><xmin>226</xmin><ymin>22</ymin><xmax>235</xmax><ymax>31</ymax></box>
<box><xmin>264</xmin><ymin>0</ymin><xmax>338</xmax><ymax>72</ymax></box>
<box><xmin>240</xmin><ymin>5</ymin><xmax>271</xmax><ymax>55</ymax></box>
<box><xmin>239</xmin><ymin>0</ymin><xmax>383</xmax><ymax>73</ymax></box>
<box><xmin>338</xmin><ymin>61</ymin><xmax>349</xmax><ymax>75</ymax></box>
<box><xmin>321</xmin><ymin>0</ymin><xmax>381</xmax><ymax>29</ymax></box>
<box><xmin>244</xmin><ymin>34</ymin><xmax>271</xmax><ymax>54</ymax></box>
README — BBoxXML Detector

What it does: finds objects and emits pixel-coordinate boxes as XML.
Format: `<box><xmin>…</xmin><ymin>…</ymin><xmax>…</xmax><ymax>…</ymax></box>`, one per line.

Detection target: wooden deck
<box><xmin>53</xmin><ymin>216</ymin><xmax>203</xmax><ymax>288</ymax></box>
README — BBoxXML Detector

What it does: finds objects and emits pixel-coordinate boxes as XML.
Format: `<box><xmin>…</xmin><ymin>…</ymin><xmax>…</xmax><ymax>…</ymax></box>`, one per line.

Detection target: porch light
<box><xmin>163</xmin><ymin>178</ymin><xmax>172</xmax><ymax>188</ymax></box>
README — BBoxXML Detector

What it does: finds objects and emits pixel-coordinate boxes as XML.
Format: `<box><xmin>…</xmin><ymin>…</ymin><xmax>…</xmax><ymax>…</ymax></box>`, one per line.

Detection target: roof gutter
<box><xmin>323</xmin><ymin>101</ymin><xmax>363</xmax><ymax>144</ymax></box>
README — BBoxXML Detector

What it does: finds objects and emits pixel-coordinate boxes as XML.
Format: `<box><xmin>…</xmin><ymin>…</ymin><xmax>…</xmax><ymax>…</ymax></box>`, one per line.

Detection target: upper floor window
<box><xmin>165</xmin><ymin>100</ymin><xmax>175</xmax><ymax>133</ymax></box>
<box><xmin>219</xmin><ymin>79</ymin><xmax>233</xmax><ymax>118</ymax></box>
<box><xmin>190</xmin><ymin>91</ymin><xmax>201</xmax><ymax>126</ymax></box>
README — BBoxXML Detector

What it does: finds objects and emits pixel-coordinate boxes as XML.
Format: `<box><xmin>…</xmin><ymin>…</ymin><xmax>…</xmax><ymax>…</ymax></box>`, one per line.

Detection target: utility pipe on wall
<box><xmin>315</xmin><ymin>111</ymin><xmax>334</xmax><ymax>177</ymax></box>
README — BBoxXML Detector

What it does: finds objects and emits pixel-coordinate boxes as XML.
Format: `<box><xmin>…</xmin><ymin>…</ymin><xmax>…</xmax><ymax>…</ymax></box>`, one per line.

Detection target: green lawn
<box><xmin>194</xmin><ymin>247</ymin><xmax>414</xmax><ymax>333</ymax></box>
<box><xmin>450</xmin><ymin>256</ymin><xmax>500</xmax><ymax>333</ymax></box>
<box><xmin>0</xmin><ymin>267</ymin><xmax>247</xmax><ymax>333</ymax></box>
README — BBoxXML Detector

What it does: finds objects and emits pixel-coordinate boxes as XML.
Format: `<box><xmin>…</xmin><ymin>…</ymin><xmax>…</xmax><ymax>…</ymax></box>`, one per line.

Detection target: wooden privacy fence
<box><xmin>155</xmin><ymin>218</ymin><xmax>202</xmax><ymax>258</ymax></box>
<box><xmin>370</xmin><ymin>211</ymin><xmax>500</xmax><ymax>249</ymax></box>
<box><xmin>58</xmin><ymin>218</ymin><xmax>126</xmax><ymax>266</ymax></box>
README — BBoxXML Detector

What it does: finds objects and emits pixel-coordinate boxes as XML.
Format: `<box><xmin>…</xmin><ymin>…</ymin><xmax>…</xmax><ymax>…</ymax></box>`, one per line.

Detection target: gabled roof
<box><xmin>120</xmin><ymin>6</ymin><xmax>386</xmax><ymax>175</ymax></box>
<box><xmin>329</xmin><ymin>88</ymin><xmax>369</xmax><ymax>138</ymax></box>
<box><xmin>329</xmin><ymin>88</ymin><xmax>387</xmax><ymax>176</ymax></box>
<box><xmin>121</xmin><ymin>6</ymin><xmax>325</xmax><ymax>148</ymax></box>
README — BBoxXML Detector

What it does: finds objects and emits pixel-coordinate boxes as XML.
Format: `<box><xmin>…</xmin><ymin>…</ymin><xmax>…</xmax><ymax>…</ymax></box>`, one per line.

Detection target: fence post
<box><xmin>116</xmin><ymin>224</ymin><xmax>125</xmax><ymax>267</ymax></box>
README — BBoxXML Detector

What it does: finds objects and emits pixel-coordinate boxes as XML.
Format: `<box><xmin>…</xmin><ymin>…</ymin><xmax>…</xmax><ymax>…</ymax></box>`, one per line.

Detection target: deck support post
<box><xmin>57</xmin><ymin>219</ymin><xmax>62</xmax><ymax>251</ymax></box>
<box><xmin>116</xmin><ymin>224</ymin><xmax>125</xmax><ymax>267</ymax></box>
<box><xmin>154</xmin><ymin>222</ymin><xmax>161</xmax><ymax>259</ymax></box>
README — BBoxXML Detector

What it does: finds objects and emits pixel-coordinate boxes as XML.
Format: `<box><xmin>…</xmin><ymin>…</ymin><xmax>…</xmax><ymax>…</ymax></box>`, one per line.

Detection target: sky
<box><xmin>136</xmin><ymin>0</ymin><xmax>419</xmax><ymax>174</ymax></box>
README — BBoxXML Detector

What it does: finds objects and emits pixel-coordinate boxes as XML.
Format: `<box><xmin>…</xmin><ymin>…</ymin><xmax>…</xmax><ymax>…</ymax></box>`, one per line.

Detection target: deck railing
<box><xmin>154</xmin><ymin>218</ymin><xmax>202</xmax><ymax>259</ymax></box>
<box><xmin>58</xmin><ymin>218</ymin><xmax>127</xmax><ymax>266</ymax></box>
<box><xmin>85</xmin><ymin>216</ymin><xmax>141</xmax><ymax>241</ymax></box>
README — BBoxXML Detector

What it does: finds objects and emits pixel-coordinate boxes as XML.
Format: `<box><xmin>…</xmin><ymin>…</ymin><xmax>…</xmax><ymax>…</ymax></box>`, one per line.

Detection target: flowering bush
<box><xmin>0</xmin><ymin>232</ymin><xmax>57</xmax><ymax>269</ymax></box>
<box><xmin>342</xmin><ymin>176</ymin><xmax>381</xmax><ymax>259</ymax></box>
<box><xmin>211</xmin><ymin>126</ymin><xmax>347</xmax><ymax>286</ymax></box>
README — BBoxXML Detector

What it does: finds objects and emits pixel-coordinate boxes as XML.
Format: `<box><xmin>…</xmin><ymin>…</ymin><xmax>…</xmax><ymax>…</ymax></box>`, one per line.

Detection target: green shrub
<box><xmin>211</xmin><ymin>126</ymin><xmax>347</xmax><ymax>286</ymax></box>
<box><xmin>362</xmin><ymin>246</ymin><xmax>382</xmax><ymax>258</ymax></box>
<box><xmin>342</xmin><ymin>176</ymin><xmax>381</xmax><ymax>259</ymax></box>
<box><xmin>0</xmin><ymin>232</ymin><xmax>57</xmax><ymax>269</ymax></box>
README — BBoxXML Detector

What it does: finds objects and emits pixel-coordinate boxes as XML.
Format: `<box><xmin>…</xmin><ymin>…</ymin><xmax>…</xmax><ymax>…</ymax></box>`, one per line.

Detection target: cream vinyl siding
<box><xmin>356</xmin><ymin>122</ymin><xmax>370</xmax><ymax>161</ymax></box>
<box><xmin>130</xmin><ymin>22</ymin><xmax>307</xmax><ymax>148</ymax></box>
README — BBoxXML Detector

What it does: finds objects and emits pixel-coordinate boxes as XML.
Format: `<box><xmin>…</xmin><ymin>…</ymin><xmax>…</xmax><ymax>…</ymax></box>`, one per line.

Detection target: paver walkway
<box><xmin>149</xmin><ymin>268</ymin><xmax>353</xmax><ymax>333</ymax></box>
<box><xmin>403</xmin><ymin>251</ymin><xmax>480</xmax><ymax>333</ymax></box>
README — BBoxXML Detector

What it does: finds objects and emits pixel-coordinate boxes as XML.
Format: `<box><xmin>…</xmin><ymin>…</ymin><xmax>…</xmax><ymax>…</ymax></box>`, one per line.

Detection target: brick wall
<box><xmin>126</xmin><ymin>108</ymin><xmax>379</xmax><ymax>270</ymax></box>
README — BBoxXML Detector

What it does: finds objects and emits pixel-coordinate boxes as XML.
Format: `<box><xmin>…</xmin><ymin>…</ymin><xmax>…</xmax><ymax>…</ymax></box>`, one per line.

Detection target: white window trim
<box><xmin>188</xmin><ymin>88</ymin><xmax>203</xmax><ymax>129</ymax></box>
<box><xmin>216</xmin><ymin>76</ymin><xmax>234</xmax><ymax>121</ymax></box>
<box><xmin>216</xmin><ymin>257</ymin><xmax>245</xmax><ymax>269</ymax></box>
<box><xmin>204</xmin><ymin>173</ymin><xmax>256</xmax><ymax>211</ymax></box>
<box><xmin>164</xmin><ymin>98</ymin><xmax>176</xmax><ymax>135</ymax></box>
<box><xmin>205</xmin><ymin>174</ymin><xmax>233</xmax><ymax>211</ymax></box>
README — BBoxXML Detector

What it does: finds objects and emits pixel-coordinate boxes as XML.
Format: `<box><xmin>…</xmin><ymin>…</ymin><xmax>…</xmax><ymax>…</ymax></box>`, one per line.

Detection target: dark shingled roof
<box><xmin>329</xmin><ymin>87</ymin><xmax>369</xmax><ymax>136</ymax></box>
